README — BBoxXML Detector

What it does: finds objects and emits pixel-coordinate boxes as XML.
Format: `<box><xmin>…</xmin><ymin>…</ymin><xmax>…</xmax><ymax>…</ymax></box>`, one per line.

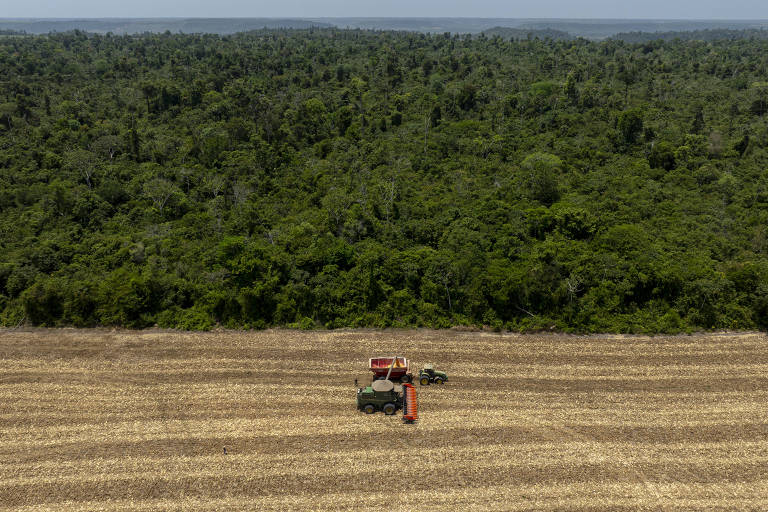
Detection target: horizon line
<box><xmin>3</xmin><ymin>17</ymin><xmax>768</xmax><ymax>21</ymax></box>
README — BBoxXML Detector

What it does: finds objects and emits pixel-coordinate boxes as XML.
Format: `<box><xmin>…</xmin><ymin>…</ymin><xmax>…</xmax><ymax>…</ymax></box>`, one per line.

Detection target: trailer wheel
<box><xmin>364</xmin><ymin>404</ymin><xmax>376</xmax><ymax>414</ymax></box>
<box><xmin>434</xmin><ymin>377</ymin><xmax>444</xmax><ymax>385</ymax></box>
<box><xmin>400</xmin><ymin>375</ymin><xmax>412</xmax><ymax>383</ymax></box>
<box><xmin>383</xmin><ymin>403</ymin><xmax>396</xmax><ymax>415</ymax></box>
<box><xmin>420</xmin><ymin>376</ymin><xmax>430</xmax><ymax>386</ymax></box>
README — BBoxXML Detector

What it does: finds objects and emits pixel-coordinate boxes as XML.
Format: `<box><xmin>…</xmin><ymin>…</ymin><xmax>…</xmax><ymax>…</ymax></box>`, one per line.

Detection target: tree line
<box><xmin>1</xmin><ymin>29</ymin><xmax>768</xmax><ymax>332</ymax></box>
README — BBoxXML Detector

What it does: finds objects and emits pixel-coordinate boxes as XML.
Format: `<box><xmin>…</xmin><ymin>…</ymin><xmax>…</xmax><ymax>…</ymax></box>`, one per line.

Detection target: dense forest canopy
<box><xmin>2</xmin><ymin>29</ymin><xmax>768</xmax><ymax>332</ymax></box>
<box><xmin>613</xmin><ymin>28</ymin><xmax>768</xmax><ymax>43</ymax></box>
<box><xmin>481</xmin><ymin>27</ymin><xmax>572</xmax><ymax>41</ymax></box>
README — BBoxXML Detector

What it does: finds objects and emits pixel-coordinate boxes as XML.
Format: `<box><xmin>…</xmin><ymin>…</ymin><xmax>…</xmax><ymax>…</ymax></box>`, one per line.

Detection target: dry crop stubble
<box><xmin>0</xmin><ymin>328</ymin><xmax>767</xmax><ymax>511</ymax></box>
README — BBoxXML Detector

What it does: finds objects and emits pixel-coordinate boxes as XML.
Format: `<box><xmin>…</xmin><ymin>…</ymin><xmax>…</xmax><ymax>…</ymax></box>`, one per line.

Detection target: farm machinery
<box><xmin>369</xmin><ymin>356</ymin><xmax>412</xmax><ymax>383</ymax></box>
<box><xmin>356</xmin><ymin>356</ymin><xmax>449</xmax><ymax>422</ymax></box>
<box><xmin>368</xmin><ymin>357</ymin><xmax>448</xmax><ymax>386</ymax></box>
<box><xmin>357</xmin><ymin>356</ymin><xmax>418</xmax><ymax>423</ymax></box>
<box><xmin>356</xmin><ymin>380</ymin><xmax>418</xmax><ymax>423</ymax></box>
<box><xmin>418</xmin><ymin>363</ymin><xmax>448</xmax><ymax>386</ymax></box>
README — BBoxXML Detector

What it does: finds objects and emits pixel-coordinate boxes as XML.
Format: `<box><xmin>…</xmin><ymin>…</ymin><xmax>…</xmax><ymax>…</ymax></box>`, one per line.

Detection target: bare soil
<box><xmin>1</xmin><ymin>329</ymin><xmax>766</xmax><ymax>510</ymax></box>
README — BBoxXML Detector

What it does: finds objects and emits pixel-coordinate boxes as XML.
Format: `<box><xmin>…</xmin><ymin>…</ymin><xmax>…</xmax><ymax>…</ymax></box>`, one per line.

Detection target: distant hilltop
<box><xmin>0</xmin><ymin>18</ymin><xmax>333</xmax><ymax>35</ymax></box>
<box><xmin>481</xmin><ymin>27</ymin><xmax>572</xmax><ymax>41</ymax></box>
<box><xmin>2</xmin><ymin>18</ymin><xmax>768</xmax><ymax>39</ymax></box>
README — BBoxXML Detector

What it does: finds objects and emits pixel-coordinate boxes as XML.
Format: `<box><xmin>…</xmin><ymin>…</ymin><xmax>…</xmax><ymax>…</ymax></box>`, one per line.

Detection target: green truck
<box><xmin>418</xmin><ymin>364</ymin><xmax>448</xmax><ymax>385</ymax></box>
<box><xmin>356</xmin><ymin>379</ymin><xmax>403</xmax><ymax>415</ymax></box>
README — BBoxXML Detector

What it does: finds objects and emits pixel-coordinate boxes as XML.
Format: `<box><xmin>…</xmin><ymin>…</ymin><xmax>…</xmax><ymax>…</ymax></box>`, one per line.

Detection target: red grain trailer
<box><xmin>369</xmin><ymin>356</ymin><xmax>413</xmax><ymax>383</ymax></box>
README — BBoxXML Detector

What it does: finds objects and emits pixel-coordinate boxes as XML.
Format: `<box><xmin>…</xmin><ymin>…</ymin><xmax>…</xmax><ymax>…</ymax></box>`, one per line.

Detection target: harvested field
<box><xmin>1</xmin><ymin>328</ymin><xmax>767</xmax><ymax>511</ymax></box>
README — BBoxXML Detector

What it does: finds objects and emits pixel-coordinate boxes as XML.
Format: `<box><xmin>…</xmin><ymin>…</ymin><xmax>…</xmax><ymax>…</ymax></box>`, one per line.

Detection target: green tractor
<box><xmin>418</xmin><ymin>364</ymin><xmax>448</xmax><ymax>386</ymax></box>
<box><xmin>356</xmin><ymin>379</ymin><xmax>403</xmax><ymax>415</ymax></box>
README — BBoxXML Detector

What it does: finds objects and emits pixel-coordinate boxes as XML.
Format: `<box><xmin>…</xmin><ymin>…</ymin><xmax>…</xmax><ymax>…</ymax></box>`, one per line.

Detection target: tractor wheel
<box><xmin>434</xmin><ymin>377</ymin><xmax>444</xmax><ymax>385</ymax></box>
<box><xmin>364</xmin><ymin>404</ymin><xmax>376</xmax><ymax>414</ymax></box>
<box><xmin>383</xmin><ymin>403</ymin><xmax>396</xmax><ymax>415</ymax></box>
<box><xmin>419</xmin><ymin>376</ymin><xmax>430</xmax><ymax>386</ymax></box>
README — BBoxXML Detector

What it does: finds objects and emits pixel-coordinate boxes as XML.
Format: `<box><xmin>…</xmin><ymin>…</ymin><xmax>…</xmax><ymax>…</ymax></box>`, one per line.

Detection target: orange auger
<box><xmin>402</xmin><ymin>383</ymin><xmax>418</xmax><ymax>423</ymax></box>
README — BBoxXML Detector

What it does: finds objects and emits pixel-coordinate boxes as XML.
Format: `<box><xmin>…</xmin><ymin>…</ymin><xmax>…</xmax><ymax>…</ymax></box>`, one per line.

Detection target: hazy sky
<box><xmin>4</xmin><ymin>0</ymin><xmax>768</xmax><ymax>19</ymax></box>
